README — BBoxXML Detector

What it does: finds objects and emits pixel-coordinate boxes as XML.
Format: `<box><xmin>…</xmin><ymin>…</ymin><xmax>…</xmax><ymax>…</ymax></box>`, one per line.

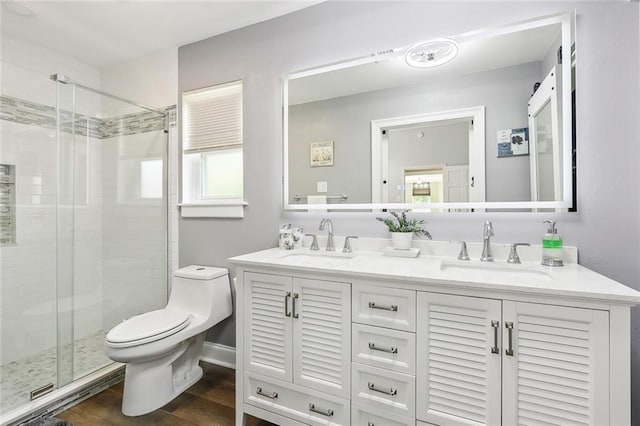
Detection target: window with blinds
<box><xmin>181</xmin><ymin>81</ymin><xmax>245</xmax><ymax>217</ymax></box>
<box><xmin>182</xmin><ymin>81</ymin><xmax>242</xmax><ymax>153</ymax></box>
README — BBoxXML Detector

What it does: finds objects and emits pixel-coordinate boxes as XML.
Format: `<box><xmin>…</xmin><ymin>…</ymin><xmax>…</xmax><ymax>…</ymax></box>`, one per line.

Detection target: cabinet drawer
<box><xmin>352</xmin><ymin>323</ymin><xmax>415</xmax><ymax>375</ymax></box>
<box><xmin>351</xmin><ymin>402</ymin><xmax>414</xmax><ymax>426</ymax></box>
<box><xmin>245</xmin><ymin>372</ymin><xmax>350</xmax><ymax>425</ymax></box>
<box><xmin>353</xmin><ymin>284</ymin><xmax>416</xmax><ymax>332</ymax></box>
<box><xmin>351</xmin><ymin>363</ymin><xmax>415</xmax><ymax>418</ymax></box>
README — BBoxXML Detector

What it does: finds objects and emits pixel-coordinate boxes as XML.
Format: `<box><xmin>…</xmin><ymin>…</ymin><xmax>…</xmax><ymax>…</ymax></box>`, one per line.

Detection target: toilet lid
<box><xmin>106</xmin><ymin>309</ymin><xmax>192</xmax><ymax>346</ymax></box>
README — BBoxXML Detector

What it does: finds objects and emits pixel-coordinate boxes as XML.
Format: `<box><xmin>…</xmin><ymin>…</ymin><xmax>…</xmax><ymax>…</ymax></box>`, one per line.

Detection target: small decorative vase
<box><xmin>279</xmin><ymin>230</ymin><xmax>295</xmax><ymax>250</ymax></box>
<box><xmin>391</xmin><ymin>232</ymin><xmax>413</xmax><ymax>250</ymax></box>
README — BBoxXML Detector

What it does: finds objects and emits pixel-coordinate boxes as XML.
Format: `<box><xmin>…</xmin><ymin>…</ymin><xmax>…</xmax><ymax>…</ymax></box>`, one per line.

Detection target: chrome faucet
<box><xmin>319</xmin><ymin>218</ymin><xmax>335</xmax><ymax>251</ymax></box>
<box><xmin>480</xmin><ymin>221</ymin><xmax>494</xmax><ymax>262</ymax></box>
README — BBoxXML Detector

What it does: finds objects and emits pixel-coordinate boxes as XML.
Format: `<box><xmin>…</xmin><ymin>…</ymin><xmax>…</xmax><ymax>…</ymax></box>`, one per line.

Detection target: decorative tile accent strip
<box><xmin>100</xmin><ymin>110</ymin><xmax>166</xmax><ymax>138</ymax></box>
<box><xmin>1</xmin><ymin>95</ymin><xmax>55</xmax><ymax>129</ymax></box>
<box><xmin>166</xmin><ymin>105</ymin><xmax>177</xmax><ymax>128</ymax></box>
<box><xmin>1</xmin><ymin>95</ymin><xmax>173</xmax><ymax>139</ymax></box>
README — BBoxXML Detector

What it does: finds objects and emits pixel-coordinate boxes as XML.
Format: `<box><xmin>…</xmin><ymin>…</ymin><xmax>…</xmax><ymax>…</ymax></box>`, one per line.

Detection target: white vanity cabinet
<box><xmin>416</xmin><ymin>292</ymin><xmax>610</xmax><ymax>426</ymax></box>
<box><xmin>241</xmin><ymin>271</ymin><xmax>351</xmax><ymax>425</ymax></box>
<box><xmin>232</xmin><ymin>248</ymin><xmax>637</xmax><ymax>426</ymax></box>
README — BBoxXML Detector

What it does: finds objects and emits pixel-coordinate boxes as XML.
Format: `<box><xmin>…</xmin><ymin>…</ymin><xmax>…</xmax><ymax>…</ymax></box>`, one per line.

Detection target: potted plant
<box><xmin>376</xmin><ymin>211</ymin><xmax>432</xmax><ymax>250</ymax></box>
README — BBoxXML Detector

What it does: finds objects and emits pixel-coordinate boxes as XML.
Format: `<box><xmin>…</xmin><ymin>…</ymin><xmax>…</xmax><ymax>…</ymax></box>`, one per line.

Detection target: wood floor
<box><xmin>57</xmin><ymin>363</ymin><xmax>275</xmax><ymax>426</ymax></box>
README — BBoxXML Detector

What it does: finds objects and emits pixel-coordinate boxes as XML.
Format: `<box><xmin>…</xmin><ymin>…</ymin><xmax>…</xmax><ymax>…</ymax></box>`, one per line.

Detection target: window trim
<box><xmin>180</xmin><ymin>80</ymin><xmax>246</xmax><ymax>218</ymax></box>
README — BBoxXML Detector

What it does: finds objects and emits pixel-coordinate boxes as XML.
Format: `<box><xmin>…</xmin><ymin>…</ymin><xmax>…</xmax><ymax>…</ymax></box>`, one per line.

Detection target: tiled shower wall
<box><xmin>0</xmin><ymin>119</ymin><xmax>68</xmax><ymax>364</ymax></box>
<box><xmin>0</xmin><ymin>93</ymin><xmax>175</xmax><ymax>365</ymax></box>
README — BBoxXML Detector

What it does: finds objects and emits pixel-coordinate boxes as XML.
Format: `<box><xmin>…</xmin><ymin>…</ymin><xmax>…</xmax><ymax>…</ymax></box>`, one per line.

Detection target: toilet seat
<box><xmin>106</xmin><ymin>309</ymin><xmax>192</xmax><ymax>348</ymax></box>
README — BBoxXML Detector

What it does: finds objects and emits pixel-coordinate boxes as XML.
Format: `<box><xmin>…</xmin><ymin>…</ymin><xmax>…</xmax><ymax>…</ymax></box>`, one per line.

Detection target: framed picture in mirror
<box><xmin>310</xmin><ymin>141</ymin><xmax>334</xmax><ymax>167</ymax></box>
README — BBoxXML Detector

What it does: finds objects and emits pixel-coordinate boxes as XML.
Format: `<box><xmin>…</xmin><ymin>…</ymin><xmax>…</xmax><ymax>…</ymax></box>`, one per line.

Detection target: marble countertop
<box><xmin>229</xmin><ymin>241</ymin><xmax>640</xmax><ymax>305</ymax></box>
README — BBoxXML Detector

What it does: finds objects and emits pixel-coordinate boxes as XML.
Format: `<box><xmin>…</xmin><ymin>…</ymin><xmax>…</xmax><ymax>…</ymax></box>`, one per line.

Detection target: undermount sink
<box><xmin>280</xmin><ymin>250</ymin><xmax>355</xmax><ymax>266</ymax></box>
<box><xmin>440</xmin><ymin>260</ymin><xmax>554</xmax><ymax>281</ymax></box>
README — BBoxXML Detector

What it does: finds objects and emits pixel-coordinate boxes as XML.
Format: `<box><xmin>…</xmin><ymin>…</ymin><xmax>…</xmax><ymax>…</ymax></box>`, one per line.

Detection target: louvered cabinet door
<box><xmin>416</xmin><ymin>292</ymin><xmax>502</xmax><ymax>426</ymax></box>
<box><xmin>292</xmin><ymin>277</ymin><xmax>351</xmax><ymax>398</ymax></box>
<box><xmin>502</xmin><ymin>302</ymin><xmax>609</xmax><ymax>426</ymax></box>
<box><xmin>244</xmin><ymin>272</ymin><xmax>293</xmax><ymax>382</ymax></box>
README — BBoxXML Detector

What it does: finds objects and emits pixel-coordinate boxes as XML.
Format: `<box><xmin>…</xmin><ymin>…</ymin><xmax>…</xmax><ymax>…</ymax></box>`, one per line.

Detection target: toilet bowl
<box><xmin>105</xmin><ymin>265</ymin><xmax>233</xmax><ymax>416</ymax></box>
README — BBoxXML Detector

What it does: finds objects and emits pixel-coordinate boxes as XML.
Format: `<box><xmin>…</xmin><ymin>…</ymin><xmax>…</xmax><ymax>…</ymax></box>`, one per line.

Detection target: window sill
<box><xmin>179</xmin><ymin>201</ymin><xmax>248</xmax><ymax>218</ymax></box>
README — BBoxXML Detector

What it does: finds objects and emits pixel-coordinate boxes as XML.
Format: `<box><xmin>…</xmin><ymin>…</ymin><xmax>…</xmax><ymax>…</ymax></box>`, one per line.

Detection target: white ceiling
<box><xmin>1</xmin><ymin>1</ymin><xmax>318</xmax><ymax>69</ymax></box>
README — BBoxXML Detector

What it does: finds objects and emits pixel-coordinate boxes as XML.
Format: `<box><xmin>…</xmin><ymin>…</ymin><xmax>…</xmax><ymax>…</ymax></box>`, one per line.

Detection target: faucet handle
<box><xmin>507</xmin><ymin>243</ymin><xmax>530</xmax><ymax>264</ymax></box>
<box><xmin>343</xmin><ymin>236</ymin><xmax>358</xmax><ymax>253</ymax></box>
<box><xmin>451</xmin><ymin>240</ymin><xmax>470</xmax><ymax>261</ymax></box>
<box><xmin>307</xmin><ymin>234</ymin><xmax>319</xmax><ymax>251</ymax></box>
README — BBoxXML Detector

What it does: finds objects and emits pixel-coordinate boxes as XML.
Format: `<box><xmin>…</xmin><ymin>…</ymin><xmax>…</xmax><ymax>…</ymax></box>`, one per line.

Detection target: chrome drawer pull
<box><xmin>368</xmin><ymin>423</ymin><xmax>375</xmax><ymax>426</ymax></box>
<box><xmin>309</xmin><ymin>403</ymin><xmax>334</xmax><ymax>417</ymax></box>
<box><xmin>368</xmin><ymin>302</ymin><xmax>398</xmax><ymax>312</ymax></box>
<box><xmin>284</xmin><ymin>292</ymin><xmax>291</xmax><ymax>317</ymax></box>
<box><xmin>505</xmin><ymin>322</ymin><xmax>514</xmax><ymax>356</ymax></box>
<box><xmin>368</xmin><ymin>342</ymin><xmax>398</xmax><ymax>354</ymax></box>
<box><xmin>256</xmin><ymin>387</ymin><xmax>278</xmax><ymax>399</ymax></box>
<box><xmin>491</xmin><ymin>320</ymin><xmax>500</xmax><ymax>354</ymax></box>
<box><xmin>368</xmin><ymin>382</ymin><xmax>397</xmax><ymax>396</ymax></box>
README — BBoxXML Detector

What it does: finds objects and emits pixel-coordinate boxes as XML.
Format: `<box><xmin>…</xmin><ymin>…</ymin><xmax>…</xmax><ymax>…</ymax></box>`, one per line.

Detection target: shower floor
<box><xmin>0</xmin><ymin>330</ymin><xmax>112</xmax><ymax>414</ymax></box>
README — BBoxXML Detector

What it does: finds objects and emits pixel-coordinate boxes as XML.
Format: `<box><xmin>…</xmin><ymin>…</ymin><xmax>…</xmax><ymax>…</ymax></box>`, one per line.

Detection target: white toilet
<box><xmin>105</xmin><ymin>265</ymin><xmax>233</xmax><ymax>416</ymax></box>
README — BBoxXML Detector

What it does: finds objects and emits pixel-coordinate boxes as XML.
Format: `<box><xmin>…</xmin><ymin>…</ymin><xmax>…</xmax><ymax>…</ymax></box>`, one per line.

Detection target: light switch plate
<box><xmin>317</xmin><ymin>181</ymin><xmax>328</xmax><ymax>193</ymax></box>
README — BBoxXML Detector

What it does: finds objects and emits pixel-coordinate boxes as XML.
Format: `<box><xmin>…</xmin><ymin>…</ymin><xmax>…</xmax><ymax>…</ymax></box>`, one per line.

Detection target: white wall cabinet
<box><xmin>234</xmin><ymin>264</ymin><xmax>629</xmax><ymax>426</ymax></box>
<box><xmin>417</xmin><ymin>292</ymin><xmax>610</xmax><ymax>426</ymax></box>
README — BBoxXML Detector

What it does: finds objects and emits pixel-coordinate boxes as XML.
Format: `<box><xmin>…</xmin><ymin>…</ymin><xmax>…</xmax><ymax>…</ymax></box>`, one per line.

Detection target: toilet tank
<box><xmin>167</xmin><ymin>265</ymin><xmax>232</xmax><ymax>323</ymax></box>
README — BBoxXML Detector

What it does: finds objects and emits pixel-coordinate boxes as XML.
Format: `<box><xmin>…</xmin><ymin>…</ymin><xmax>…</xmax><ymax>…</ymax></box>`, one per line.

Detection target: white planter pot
<box><xmin>391</xmin><ymin>232</ymin><xmax>413</xmax><ymax>250</ymax></box>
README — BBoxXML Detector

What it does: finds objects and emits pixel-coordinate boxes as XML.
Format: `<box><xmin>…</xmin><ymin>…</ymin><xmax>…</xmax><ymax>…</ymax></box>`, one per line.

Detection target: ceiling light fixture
<box><xmin>405</xmin><ymin>38</ymin><xmax>459</xmax><ymax>68</ymax></box>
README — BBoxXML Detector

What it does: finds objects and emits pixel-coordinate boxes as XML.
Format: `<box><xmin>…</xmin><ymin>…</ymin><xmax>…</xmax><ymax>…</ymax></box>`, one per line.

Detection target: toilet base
<box><xmin>121</xmin><ymin>333</ymin><xmax>206</xmax><ymax>416</ymax></box>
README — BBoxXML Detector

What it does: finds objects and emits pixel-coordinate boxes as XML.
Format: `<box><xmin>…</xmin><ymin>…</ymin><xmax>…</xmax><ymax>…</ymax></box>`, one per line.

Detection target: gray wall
<box><xmin>178</xmin><ymin>2</ymin><xmax>639</xmax><ymax>419</ymax></box>
<box><xmin>288</xmin><ymin>62</ymin><xmax>540</xmax><ymax>204</ymax></box>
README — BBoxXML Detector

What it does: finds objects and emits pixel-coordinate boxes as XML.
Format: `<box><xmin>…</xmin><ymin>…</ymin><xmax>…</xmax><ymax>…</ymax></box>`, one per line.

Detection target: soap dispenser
<box><xmin>542</xmin><ymin>220</ymin><xmax>563</xmax><ymax>266</ymax></box>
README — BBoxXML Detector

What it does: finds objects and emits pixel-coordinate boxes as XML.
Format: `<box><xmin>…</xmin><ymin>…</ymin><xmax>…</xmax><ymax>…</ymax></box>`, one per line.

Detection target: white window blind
<box><xmin>182</xmin><ymin>81</ymin><xmax>242</xmax><ymax>153</ymax></box>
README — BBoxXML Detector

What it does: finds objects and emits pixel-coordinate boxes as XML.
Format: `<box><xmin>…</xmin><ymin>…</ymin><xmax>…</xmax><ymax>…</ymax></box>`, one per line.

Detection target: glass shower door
<box><xmin>56</xmin><ymin>80</ymin><xmax>169</xmax><ymax>383</ymax></box>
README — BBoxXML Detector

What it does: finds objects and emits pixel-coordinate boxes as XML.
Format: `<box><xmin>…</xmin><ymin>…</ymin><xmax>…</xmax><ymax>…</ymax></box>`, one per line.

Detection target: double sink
<box><xmin>278</xmin><ymin>249</ymin><xmax>555</xmax><ymax>281</ymax></box>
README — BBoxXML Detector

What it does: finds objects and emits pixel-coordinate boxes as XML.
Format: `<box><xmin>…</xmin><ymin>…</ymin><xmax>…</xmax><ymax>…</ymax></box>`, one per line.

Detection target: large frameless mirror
<box><xmin>283</xmin><ymin>12</ymin><xmax>575</xmax><ymax>212</ymax></box>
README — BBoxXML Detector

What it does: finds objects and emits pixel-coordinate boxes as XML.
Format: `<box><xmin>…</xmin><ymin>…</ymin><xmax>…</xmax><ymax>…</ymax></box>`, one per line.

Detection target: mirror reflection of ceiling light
<box><xmin>405</xmin><ymin>38</ymin><xmax>459</xmax><ymax>68</ymax></box>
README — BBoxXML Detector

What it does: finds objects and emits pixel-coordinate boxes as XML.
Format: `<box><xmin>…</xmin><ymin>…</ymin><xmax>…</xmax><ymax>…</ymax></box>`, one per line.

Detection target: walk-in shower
<box><xmin>0</xmin><ymin>69</ymin><xmax>169</xmax><ymax>424</ymax></box>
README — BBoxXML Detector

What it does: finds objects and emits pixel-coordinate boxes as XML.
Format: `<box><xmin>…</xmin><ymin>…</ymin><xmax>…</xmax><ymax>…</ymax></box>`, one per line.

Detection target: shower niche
<box><xmin>0</xmin><ymin>164</ymin><xmax>16</xmax><ymax>245</ymax></box>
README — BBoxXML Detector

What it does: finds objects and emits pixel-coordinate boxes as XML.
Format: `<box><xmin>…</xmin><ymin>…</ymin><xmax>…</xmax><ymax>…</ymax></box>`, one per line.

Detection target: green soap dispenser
<box><xmin>542</xmin><ymin>220</ymin><xmax>563</xmax><ymax>266</ymax></box>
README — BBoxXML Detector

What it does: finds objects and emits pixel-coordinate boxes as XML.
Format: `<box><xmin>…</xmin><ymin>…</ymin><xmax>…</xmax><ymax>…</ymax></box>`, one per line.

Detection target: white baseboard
<box><xmin>200</xmin><ymin>341</ymin><xmax>236</xmax><ymax>369</ymax></box>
